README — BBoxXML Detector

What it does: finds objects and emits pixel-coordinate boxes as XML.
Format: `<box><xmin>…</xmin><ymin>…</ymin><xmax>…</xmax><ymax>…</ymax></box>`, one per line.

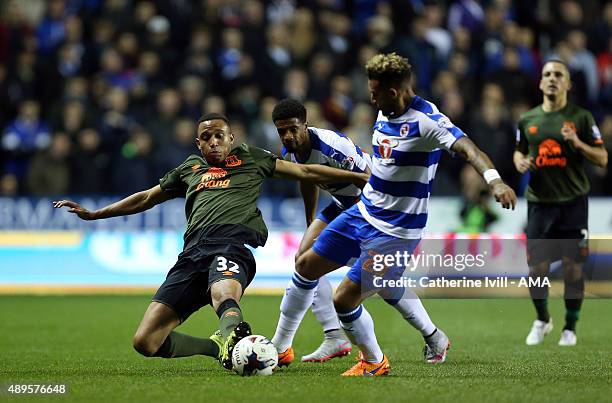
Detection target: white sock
<box><xmin>388</xmin><ymin>295</ymin><xmax>436</xmax><ymax>337</ymax></box>
<box><xmin>271</xmin><ymin>272</ymin><xmax>318</xmax><ymax>353</ymax></box>
<box><xmin>311</xmin><ymin>276</ymin><xmax>341</xmax><ymax>334</ymax></box>
<box><xmin>337</xmin><ymin>305</ymin><xmax>383</xmax><ymax>363</ymax></box>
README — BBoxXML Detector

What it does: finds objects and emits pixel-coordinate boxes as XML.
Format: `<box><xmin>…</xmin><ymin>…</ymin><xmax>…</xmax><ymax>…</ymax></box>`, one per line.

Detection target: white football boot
<box><xmin>558</xmin><ymin>329</ymin><xmax>577</xmax><ymax>346</ymax></box>
<box><xmin>423</xmin><ymin>328</ymin><xmax>451</xmax><ymax>364</ymax></box>
<box><xmin>301</xmin><ymin>336</ymin><xmax>352</xmax><ymax>362</ymax></box>
<box><xmin>525</xmin><ymin>319</ymin><xmax>553</xmax><ymax>345</ymax></box>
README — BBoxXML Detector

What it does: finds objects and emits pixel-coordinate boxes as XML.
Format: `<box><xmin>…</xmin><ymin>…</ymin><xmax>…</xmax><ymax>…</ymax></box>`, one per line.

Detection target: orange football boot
<box><xmin>341</xmin><ymin>352</ymin><xmax>390</xmax><ymax>376</ymax></box>
<box><xmin>277</xmin><ymin>347</ymin><xmax>295</xmax><ymax>367</ymax></box>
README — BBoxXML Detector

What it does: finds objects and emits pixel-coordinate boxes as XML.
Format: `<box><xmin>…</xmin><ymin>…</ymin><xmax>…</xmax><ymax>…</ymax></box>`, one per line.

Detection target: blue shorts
<box><xmin>316</xmin><ymin>201</ymin><xmax>344</xmax><ymax>224</ymax></box>
<box><xmin>312</xmin><ymin>204</ymin><xmax>420</xmax><ymax>294</ymax></box>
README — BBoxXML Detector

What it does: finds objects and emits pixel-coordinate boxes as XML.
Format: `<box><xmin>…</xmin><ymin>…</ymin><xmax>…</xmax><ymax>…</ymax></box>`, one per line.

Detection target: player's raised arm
<box><xmin>273</xmin><ymin>159</ymin><xmax>369</xmax><ymax>188</ymax></box>
<box><xmin>451</xmin><ymin>136</ymin><xmax>517</xmax><ymax>210</ymax></box>
<box><xmin>53</xmin><ymin>184</ymin><xmax>175</xmax><ymax>220</ymax></box>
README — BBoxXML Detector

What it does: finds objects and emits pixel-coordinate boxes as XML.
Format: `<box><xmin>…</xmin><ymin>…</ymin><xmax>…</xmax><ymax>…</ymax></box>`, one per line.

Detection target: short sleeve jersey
<box><xmin>159</xmin><ymin>143</ymin><xmax>277</xmax><ymax>246</ymax></box>
<box><xmin>281</xmin><ymin>127</ymin><xmax>370</xmax><ymax>209</ymax></box>
<box><xmin>516</xmin><ymin>103</ymin><xmax>604</xmax><ymax>203</ymax></box>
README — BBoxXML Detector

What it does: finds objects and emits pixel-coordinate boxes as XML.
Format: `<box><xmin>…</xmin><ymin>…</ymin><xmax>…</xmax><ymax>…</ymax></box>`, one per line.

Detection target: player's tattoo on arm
<box><xmin>451</xmin><ymin>137</ymin><xmax>517</xmax><ymax>209</ymax></box>
<box><xmin>450</xmin><ymin>137</ymin><xmax>495</xmax><ymax>175</ymax></box>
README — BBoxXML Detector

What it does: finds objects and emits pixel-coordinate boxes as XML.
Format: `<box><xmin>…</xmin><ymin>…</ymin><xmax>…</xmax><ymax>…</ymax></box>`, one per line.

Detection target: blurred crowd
<box><xmin>0</xmin><ymin>0</ymin><xmax>611</xmax><ymax>199</ymax></box>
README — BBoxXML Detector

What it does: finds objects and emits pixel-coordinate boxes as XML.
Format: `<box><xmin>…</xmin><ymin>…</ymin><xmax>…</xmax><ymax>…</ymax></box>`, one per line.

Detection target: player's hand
<box><xmin>561</xmin><ymin>125</ymin><xmax>580</xmax><ymax>148</ymax></box>
<box><xmin>489</xmin><ymin>181</ymin><xmax>517</xmax><ymax>210</ymax></box>
<box><xmin>52</xmin><ymin>200</ymin><xmax>97</xmax><ymax>220</ymax></box>
<box><xmin>515</xmin><ymin>155</ymin><xmax>535</xmax><ymax>174</ymax></box>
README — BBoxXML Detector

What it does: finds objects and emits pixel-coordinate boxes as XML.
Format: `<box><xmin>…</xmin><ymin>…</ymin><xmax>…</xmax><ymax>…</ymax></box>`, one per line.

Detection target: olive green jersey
<box><xmin>516</xmin><ymin>103</ymin><xmax>604</xmax><ymax>203</ymax></box>
<box><xmin>159</xmin><ymin>143</ymin><xmax>278</xmax><ymax>247</ymax></box>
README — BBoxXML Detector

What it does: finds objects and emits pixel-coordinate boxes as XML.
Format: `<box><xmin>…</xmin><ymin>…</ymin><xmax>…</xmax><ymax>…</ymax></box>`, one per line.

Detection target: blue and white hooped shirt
<box><xmin>359</xmin><ymin>95</ymin><xmax>467</xmax><ymax>239</ymax></box>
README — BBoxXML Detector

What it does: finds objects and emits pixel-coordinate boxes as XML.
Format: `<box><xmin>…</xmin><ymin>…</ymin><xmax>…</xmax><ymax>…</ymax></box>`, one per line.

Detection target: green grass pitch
<box><xmin>1</xmin><ymin>295</ymin><xmax>611</xmax><ymax>402</ymax></box>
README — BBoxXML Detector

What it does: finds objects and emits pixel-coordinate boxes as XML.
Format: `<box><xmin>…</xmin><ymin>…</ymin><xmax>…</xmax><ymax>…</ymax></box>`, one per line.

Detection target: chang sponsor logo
<box><xmin>196</xmin><ymin>167</ymin><xmax>230</xmax><ymax>190</ymax></box>
<box><xmin>536</xmin><ymin>139</ymin><xmax>566</xmax><ymax>168</ymax></box>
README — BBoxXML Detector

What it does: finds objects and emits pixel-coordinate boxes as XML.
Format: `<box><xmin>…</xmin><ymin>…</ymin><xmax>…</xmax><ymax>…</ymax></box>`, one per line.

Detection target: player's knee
<box><xmin>562</xmin><ymin>259</ymin><xmax>583</xmax><ymax>283</ymax></box>
<box><xmin>294</xmin><ymin>250</ymin><xmax>302</xmax><ymax>263</ymax></box>
<box><xmin>132</xmin><ymin>333</ymin><xmax>158</xmax><ymax>357</ymax></box>
<box><xmin>528</xmin><ymin>263</ymin><xmax>549</xmax><ymax>279</ymax></box>
<box><xmin>333</xmin><ymin>293</ymin><xmax>349</xmax><ymax>312</ymax></box>
<box><xmin>333</xmin><ymin>287</ymin><xmax>358</xmax><ymax>313</ymax></box>
<box><xmin>295</xmin><ymin>253</ymin><xmax>316</xmax><ymax>280</ymax></box>
<box><xmin>210</xmin><ymin>280</ymin><xmax>242</xmax><ymax>309</ymax></box>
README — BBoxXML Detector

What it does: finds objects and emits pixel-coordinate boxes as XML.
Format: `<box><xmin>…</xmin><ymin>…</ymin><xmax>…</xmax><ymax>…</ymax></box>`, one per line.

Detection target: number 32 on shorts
<box><xmin>215</xmin><ymin>256</ymin><xmax>240</xmax><ymax>274</ymax></box>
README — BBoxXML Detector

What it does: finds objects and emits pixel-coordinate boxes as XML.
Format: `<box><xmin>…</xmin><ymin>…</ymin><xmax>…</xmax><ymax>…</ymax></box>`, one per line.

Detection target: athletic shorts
<box><xmin>526</xmin><ymin>195</ymin><xmax>589</xmax><ymax>265</ymax></box>
<box><xmin>312</xmin><ymin>203</ymin><xmax>420</xmax><ymax>297</ymax></box>
<box><xmin>152</xmin><ymin>242</ymin><xmax>256</xmax><ymax>322</ymax></box>
<box><xmin>316</xmin><ymin>201</ymin><xmax>345</xmax><ymax>224</ymax></box>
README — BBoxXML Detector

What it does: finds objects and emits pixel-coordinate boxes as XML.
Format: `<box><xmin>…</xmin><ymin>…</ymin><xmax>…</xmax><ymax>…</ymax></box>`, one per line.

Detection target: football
<box><xmin>231</xmin><ymin>335</ymin><xmax>278</xmax><ymax>376</ymax></box>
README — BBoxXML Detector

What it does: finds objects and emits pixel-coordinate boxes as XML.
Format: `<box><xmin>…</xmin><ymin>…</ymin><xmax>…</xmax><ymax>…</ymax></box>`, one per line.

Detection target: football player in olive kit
<box><xmin>514</xmin><ymin>60</ymin><xmax>608</xmax><ymax>346</ymax></box>
<box><xmin>53</xmin><ymin>113</ymin><xmax>368</xmax><ymax>370</ymax></box>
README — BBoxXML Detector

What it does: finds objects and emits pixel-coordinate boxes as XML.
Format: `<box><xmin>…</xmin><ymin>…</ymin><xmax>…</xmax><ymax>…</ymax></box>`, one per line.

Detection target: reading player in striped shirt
<box><xmin>273</xmin><ymin>53</ymin><xmax>517</xmax><ymax>376</ymax></box>
<box><xmin>271</xmin><ymin>99</ymin><xmax>371</xmax><ymax>363</ymax></box>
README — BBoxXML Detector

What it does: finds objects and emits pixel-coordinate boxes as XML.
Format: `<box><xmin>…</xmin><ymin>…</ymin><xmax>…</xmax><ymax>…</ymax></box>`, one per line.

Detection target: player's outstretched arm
<box><xmin>274</xmin><ymin>159</ymin><xmax>370</xmax><ymax>188</ymax></box>
<box><xmin>53</xmin><ymin>185</ymin><xmax>174</xmax><ymax>220</ymax></box>
<box><xmin>451</xmin><ymin>137</ymin><xmax>517</xmax><ymax>210</ymax></box>
<box><xmin>273</xmin><ymin>159</ymin><xmax>369</xmax><ymax>188</ymax></box>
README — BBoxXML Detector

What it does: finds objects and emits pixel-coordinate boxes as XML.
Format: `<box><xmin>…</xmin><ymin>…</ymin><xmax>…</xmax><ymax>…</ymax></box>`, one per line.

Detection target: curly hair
<box><xmin>365</xmin><ymin>53</ymin><xmax>412</xmax><ymax>87</ymax></box>
<box><xmin>272</xmin><ymin>99</ymin><xmax>307</xmax><ymax>123</ymax></box>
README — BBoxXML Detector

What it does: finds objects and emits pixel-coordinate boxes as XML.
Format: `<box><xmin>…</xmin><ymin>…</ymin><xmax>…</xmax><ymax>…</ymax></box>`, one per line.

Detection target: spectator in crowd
<box><xmin>35</xmin><ymin>0</ymin><xmax>66</xmax><ymax>56</ymax></box>
<box><xmin>424</xmin><ymin>3</ymin><xmax>453</xmax><ymax>60</ymax></box>
<box><xmin>99</xmin><ymin>86</ymin><xmax>135</xmax><ymax>153</ymax></box>
<box><xmin>0</xmin><ymin>0</ymin><xmax>33</xmax><ymax>64</ymax></box>
<box><xmin>598</xmin><ymin>37</ymin><xmax>612</xmax><ymax>110</ymax></box>
<box><xmin>289</xmin><ymin>8</ymin><xmax>317</xmax><ymax>68</ymax></box>
<box><xmin>111</xmin><ymin>127</ymin><xmax>156</xmax><ymax>195</ymax></box>
<box><xmin>26</xmin><ymin>132</ymin><xmax>71</xmax><ymax>195</ymax></box>
<box><xmin>0</xmin><ymin>173</ymin><xmax>18</xmax><ymax>196</ymax></box>
<box><xmin>2</xmin><ymin>100</ymin><xmax>51</xmax><ymax>180</ymax></box>
<box><xmin>249</xmin><ymin>96</ymin><xmax>279</xmax><ymax>153</ymax></box>
<box><xmin>51</xmin><ymin>100</ymin><xmax>90</xmax><ymax>138</ymax></box>
<box><xmin>447</xmin><ymin>0</ymin><xmax>485</xmax><ymax>34</ymax></box>
<box><xmin>566</xmin><ymin>30</ymin><xmax>599</xmax><ymax>105</ymax></box>
<box><xmin>70</xmin><ymin>128</ymin><xmax>109</xmax><ymax>195</ymax></box>
<box><xmin>345</xmin><ymin>103</ymin><xmax>376</xmax><ymax>152</ymax></box>
<box><xmin>146</xmin><ymin>88</ymin><xmax>181</xmax><ymax>152</ymax></box>
<box><xmin>156</xmin><ymin>118</ymin><xmax>197</xmax><ymax>173</ymax></box>
<box><xmin>322</xmin><ymin>75</ymin><xmax>353</xmax><ymax>130</ymax></box>
<box><xmin>178</xmin><ymin>75</ymin><xmax>205</xmax><ymax>121</ymax></box>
